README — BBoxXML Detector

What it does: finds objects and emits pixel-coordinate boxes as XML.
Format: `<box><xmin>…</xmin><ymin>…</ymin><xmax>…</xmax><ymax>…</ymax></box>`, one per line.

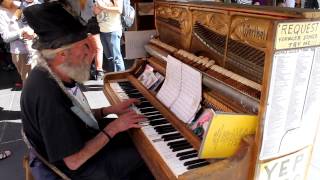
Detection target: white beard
<box><xmin>57</xmin><ymin>60</ymin><xmax>91</xmax><ymax>83</ymax></box>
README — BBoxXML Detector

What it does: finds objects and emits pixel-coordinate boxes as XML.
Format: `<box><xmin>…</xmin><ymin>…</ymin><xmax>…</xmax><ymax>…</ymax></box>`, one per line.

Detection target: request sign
<box><xmin>275</xmin><ymin>21</ymin><xmax>320</xmax><ymax>50</ymax></box>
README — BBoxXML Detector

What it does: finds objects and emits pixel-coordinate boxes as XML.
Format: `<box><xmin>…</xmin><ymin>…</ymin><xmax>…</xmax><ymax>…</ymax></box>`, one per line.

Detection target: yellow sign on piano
<box><xmin>199</xmin><ymin>113</ymin><xmax>257</xmax><ymax>158</ymax></box>
<box><xmin>257</xmin><ymin>146</ymin><xmax>311</xmax><ymax>180</ymax></box>
<box><xmin>275</xmin><ymin>21</ymin><xmax>320</xmax><ymax>50</ymax></box>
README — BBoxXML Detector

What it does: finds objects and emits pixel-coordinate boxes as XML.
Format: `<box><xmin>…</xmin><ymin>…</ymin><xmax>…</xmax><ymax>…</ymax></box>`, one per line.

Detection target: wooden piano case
<box><xmin>103</xmin><ymin>1</ymin><xmax>320</xmax><ymax>179</ymax></box>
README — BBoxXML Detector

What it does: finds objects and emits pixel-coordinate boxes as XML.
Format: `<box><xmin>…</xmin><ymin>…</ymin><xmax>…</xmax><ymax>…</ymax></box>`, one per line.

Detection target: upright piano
<box><xmin>103</xmin><ymin>1</ymin><xmax>320</xmax><ymax>179</ymax></box>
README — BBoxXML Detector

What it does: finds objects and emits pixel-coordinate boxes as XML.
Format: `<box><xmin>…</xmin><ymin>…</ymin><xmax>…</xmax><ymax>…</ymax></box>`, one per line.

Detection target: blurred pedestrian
<box><xmin>63</xmin><ymin>0</ymin><xmax>105</xmax><ymax>80</ymax></box>
<box><xmin>305</xmin><ymin>0</ymin><xmax>319</xmax><ymax>9</ymax></box>
<box><xmin>94</xmin><ymin>0</ymin><xmax>125</xmax><ymax>72</ymax></box>
<box><xmin>0</xmin><ymin>0</ymin><xmax>31</xmax><ymax>86</ymax></box>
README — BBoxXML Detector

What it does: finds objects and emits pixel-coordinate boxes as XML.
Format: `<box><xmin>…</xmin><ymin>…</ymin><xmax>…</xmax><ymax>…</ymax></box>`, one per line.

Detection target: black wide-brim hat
<box><xmin>23</xmin><ymin>2</ymin><xmax>87</xmax><ymax>50</ymax></box>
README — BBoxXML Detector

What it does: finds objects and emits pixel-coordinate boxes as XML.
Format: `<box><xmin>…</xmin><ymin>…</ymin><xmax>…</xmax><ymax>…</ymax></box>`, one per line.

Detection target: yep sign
<box><xmin>259</xmin><ymin>147</ymin><xmax>311</xmax><ymax>180</ymax></box>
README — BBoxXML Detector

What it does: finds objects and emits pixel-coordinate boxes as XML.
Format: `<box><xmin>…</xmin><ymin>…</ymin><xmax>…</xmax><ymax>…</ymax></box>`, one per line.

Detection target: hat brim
<box><xmin>32</xmin><ymin>32</ymin><xmax>88</xmax><ymax>50</ymax></box>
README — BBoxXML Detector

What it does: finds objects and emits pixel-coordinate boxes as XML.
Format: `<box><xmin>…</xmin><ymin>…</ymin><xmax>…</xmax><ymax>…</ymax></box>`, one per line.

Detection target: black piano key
<box><xmin>163</xmin><ymin>134</ymin><xmax>183</xmax><ymax>141</ymax></box>
<box><xmin>168</xmin><ymin>141</ymin><xmax>189</xmax><ymax>148</ymax></box>
<box><xmin>187</xmin><ymin>161</ymin><xmax>210</xmax><ymax>170</ymax></box>
<box><xmin>136</xmin><ymin>102</ymin><xmax>153</xmax><ymax>108</ymax></box>
<box><xmin>140</xmin><ymin>108</ymin><xmax>158</xmax><ymax>113</ymax></box>
<box><xmin>127</xmin><ymin>93</ymin><xmax>143</xmax><ymax>98</ymax></box>
<box><xmin>155</xmin><ymin>127</ymin><xmax>176</xmax><ymax>132</ymax></box>
<box><xmin>118</xmin><ymin>82</ymin><xmax>133</xmax><ymax>87</ymax></box>
<box><xmin>147</xmin><ymin>118</ymin><xmax>166</xmax><ymax>122</ymax></box>
<box><xmin>157</xmin><ymin>128</ymin><xmax>176</xmax><ymax>135</ymax></box>
<box><xmin>176</xmin><ymin>150</ymin><xmax>197</xmax><ymax>157</ymax></box>
<box><xmin>169</xmin><ymin>142</ymin><xmax>190</xmax><ymax>150</ymax></box>
<box><xmin>119</xmin><ymin>85</ymin><xmax>135</xmax><ymax>90</ymax></box>
<box><xmin>145</xmin><ymin>113</ymin><xmax>162</xmax><ymax>117</ymax></box>
<box><xmin>172</xmin><ymin>144</ymin><xmax>193</xmax><ymax>152</ymax></box>
<box><xmin>145</xmin><ymin>114</ymin><xmax>164</xmax><ymax>119</ymax></box>
<box><xmin>144</xmin><ymin>113</ymin><xmax>162</xmax><ymax>117</ymax></box>
<box><xmin>179</xmin><ymin>153</ymin><xmax>198</xmax><ymax>160</ymax></box>
<box><xmin>126</xmin><ymin>91</ymin><xmax>142</xmax><ymax>96</ymax></box>
<box><xmin>120</xmin><ymin>86</ymin><xmax>135</xmax><ymax>91</ymax></box>
<box><xmin>147</xmin><ymin>114</ymin><xmax>164</xmax><ymax>120</ymax></box>
<box><xmin>149</xmin><ymin>120</ymin><xmax>168</xmax><ymax>126</ymax></box>
<box><xmin>122</xmin><ymin>89</ymin><xmax>139</xmax><ymax>93</ymax></box>
<box><xmin>162</xmin><ymin>133</ymin><xmax>180</xmax><ymax>139</ymax></box>
<box><xmin>167</xmin><ymin>140</ymin><xmax>187</xmax><ymax>146</ymax></box>
<box><xmin>154</xmin><ymin>124</ymin><xmax>174</xmax><ymax>129</ymax></box>
<box><xmin>183</xmin><ymin>159</ymin><xmax>207</xmax><ymax>166</ymax></box>
<box><xmin>142</xmin><ymin>111</ymin><xmax>161</xmax><ymax>116</ymax></box>
<box><xmin>124</xmin><ymin>90</ymin><xmax>140</xmax><ymax>94</ymax></box>
<box><xmin>154</xmin><ymin>125</ymin><xmax>174</xmax><ymax>131</ymax></box>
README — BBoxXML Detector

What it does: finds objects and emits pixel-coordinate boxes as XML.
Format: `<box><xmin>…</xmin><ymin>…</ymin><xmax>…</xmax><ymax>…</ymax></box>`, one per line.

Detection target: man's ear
<box><xmin>53</xmin><ymin>50</ymin><xmax>68</xmax><ymax>66</ymax></box>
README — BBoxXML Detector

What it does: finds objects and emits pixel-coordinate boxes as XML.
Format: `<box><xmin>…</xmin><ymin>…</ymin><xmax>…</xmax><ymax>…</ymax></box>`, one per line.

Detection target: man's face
<box><xmin>57</xmin><ymin>36</ymin><xmax>97</xmax><ymax>83</ymax></box>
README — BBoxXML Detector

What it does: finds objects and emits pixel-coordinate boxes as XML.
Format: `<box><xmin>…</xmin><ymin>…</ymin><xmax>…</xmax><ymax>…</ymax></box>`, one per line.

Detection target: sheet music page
<box><xmin>156</xmin><ymin>55</ymin><xmax>182</xmax><ymax>107</ymax></box>
<box><xmin>170</xmin><ymin>63</ymin><xmax>202</xmax><ymax>123</ymax></box>
<box><xmin>260</xmin><ymin>48</ymin><xmax>320</xmax><ymax>160</ymax></box>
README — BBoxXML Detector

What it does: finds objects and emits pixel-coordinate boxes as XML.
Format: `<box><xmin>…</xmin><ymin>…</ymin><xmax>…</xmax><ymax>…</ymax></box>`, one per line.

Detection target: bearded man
<box><xmin>20</xmin><ymin>2</ymin><xmax>152</xmax><ymax>179</ymax></box>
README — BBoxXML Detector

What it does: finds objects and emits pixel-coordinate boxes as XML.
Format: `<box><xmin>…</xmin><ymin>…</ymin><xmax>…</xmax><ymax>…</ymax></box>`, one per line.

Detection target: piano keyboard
<box><xmin>110</xmin><ymin>81</ymin><xmax>210</xmax><ymax>177</ymax></box>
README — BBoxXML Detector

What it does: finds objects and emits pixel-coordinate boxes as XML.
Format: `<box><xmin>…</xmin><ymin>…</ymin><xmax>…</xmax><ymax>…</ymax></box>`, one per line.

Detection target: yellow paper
<box><xmin>199</xmin><ymin>113</ymin><xmax>257</xmax><ymax>158</ymax></box>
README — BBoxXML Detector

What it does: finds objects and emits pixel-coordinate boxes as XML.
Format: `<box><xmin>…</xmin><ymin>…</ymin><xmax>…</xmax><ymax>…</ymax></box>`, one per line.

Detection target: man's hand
<box><xmin>107</xmin><ymin>98</ymin><xmax>140</xmax><ymax>115</ymax></box>
<box><xmin>104</xmin><ymin>110</ymin><xmax>145</xmax><ymax>137</ymax></box>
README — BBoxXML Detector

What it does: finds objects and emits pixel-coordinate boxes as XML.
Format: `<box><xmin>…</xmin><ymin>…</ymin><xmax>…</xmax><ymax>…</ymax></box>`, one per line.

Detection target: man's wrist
<box><xmin>104</xmin><ymin>126</ymin><xmax>116</xmax><ymax>138</ymax></box>
<box><xmin>101</xmin><ymin>129</ymin><xmax>112</xmax><ymax>140</ymax></box>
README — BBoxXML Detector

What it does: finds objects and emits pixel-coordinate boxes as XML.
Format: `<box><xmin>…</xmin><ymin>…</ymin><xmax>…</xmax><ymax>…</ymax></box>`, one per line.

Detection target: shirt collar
<box><xmin>63</xmin><ymin>80</ymin><xmax>77</xmax><ymax>88</ymax></box>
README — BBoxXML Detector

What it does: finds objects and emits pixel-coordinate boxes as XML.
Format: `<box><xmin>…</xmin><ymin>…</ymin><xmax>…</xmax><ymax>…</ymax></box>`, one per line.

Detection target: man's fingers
<box><xmin>130</xmin><ymin>124</ymin><xmax>141</xmax><ymax>129</ymax></box>
<box><xmin>122</xmin><ymin>109</ymin><xmax>136</xmax><ymax>115</ymax></box>
<box><xmin>126</xmin><ymin>98</ymin><xmax>140</xmax><ymax>105</ymax></box>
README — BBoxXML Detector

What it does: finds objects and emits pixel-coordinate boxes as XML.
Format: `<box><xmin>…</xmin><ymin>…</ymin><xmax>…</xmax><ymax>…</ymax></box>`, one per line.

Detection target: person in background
<box><xmin>252</xmin><ymin>0</ymin><xmax>266</xmax><ymax>5</ymax></box>
<box><xmin>94</xmin><ymin>0</ymin><xmax>125</xmax><ymax>72</ymax></box>
<box><xmin>0</xmin><ymin>36</ymin><xmax>15</xmax><ymax>71</ymax></box>
<box><xmin>21</xmin><ymin>3</ymin><xmax>153</xmax><ymax>179</ymax></box>
<box><xmin>63</xmin><ymin>0</ymin><xmax>105</xmax><ymax>80</ymax></box>
<box><xmin>236</xmin><ymin>0</ymin><xmax>253</xmax><ymax>5</ymax></box>
<box><xmin>0</xmin><ymin>0</ymin><xmax>31</xmax><ymax>87</ymax></box>
<box><xmin>304</xmin><ymin>0</ymin><xmax>319</xmax><ymax>9</ymax></box>
<box><xmin>285</xmin><ymin>0</ymin><xmax>296</xmax><ymax>7</ymax></box>
<box><xmin>19</xmin><ymin>0</ymin><xmax>40</xmax><ymax>66</ymax></box>
<box><xmin>277</xmin><ymin>0</ymin><xmax>287</xmax><ymax>7</ymax></box>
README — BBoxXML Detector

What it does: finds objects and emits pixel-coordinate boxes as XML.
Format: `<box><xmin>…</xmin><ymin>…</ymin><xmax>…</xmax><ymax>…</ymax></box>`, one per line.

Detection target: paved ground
<box><xmin>0</xmin><ymin>69</ymin><xmax>27</xmax><ymax>180</ymax></box>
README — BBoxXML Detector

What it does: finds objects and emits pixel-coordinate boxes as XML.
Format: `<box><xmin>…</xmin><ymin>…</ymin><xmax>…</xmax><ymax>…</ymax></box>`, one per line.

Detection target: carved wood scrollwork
<box><xmin>192</xmin><ymin>10</ymin><xmax>230</xmax><ymax>36</ymax></box>
<box><xmin>230</xmin><ymin>16</ymin><xmax>271</xmax><ymax>49</ymax></box>
<box><xmin>156</xmin><ymin>5</ymin><xmax>192</xmax><ymax>49</ymax></box>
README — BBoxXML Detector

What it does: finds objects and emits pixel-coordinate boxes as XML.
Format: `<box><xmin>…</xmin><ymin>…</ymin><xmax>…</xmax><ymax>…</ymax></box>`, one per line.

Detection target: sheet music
<box><xmin>156</xmin><ymin>55</ymin><xmax>182</xmax><ymax>107</ymax></box>
<box><xmin>156</xmin><ymin>56</ymin><xmax>202</xmax><ymax>123</ymax></box>
<box><xmin>170</xmin><ymin>64</ymin><xmax>202</xmax><ymax>123</ymax></box>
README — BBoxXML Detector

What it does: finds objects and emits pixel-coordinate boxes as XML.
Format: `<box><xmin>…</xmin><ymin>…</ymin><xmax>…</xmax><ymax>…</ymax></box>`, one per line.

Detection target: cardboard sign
<box><xmin>258</xmin><ymin>147</ymin><xmax>311</xmax><ymax>180</ymax></box>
